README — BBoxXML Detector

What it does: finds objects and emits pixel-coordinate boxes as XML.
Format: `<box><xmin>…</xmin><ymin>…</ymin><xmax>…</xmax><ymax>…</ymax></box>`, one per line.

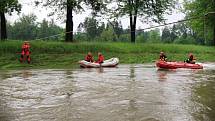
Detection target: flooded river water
<box><xmin>0</xmin><ymin>64</ymin><xmax>215</xmax><ymax>121</ymax></box>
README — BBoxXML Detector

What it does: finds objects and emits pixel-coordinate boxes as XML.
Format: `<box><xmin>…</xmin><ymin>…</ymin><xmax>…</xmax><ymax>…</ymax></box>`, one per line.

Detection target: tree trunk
<box><xmin>128</xmin><ymin>0</ymin><xmax>134</xmax><ymax>43</ymax></box>
<box><xmin>65</xmin><ymin>3</ymin><xmax>73</xmax><ymax>42</ymax></box>
<box><xmin>132</xmin><ymin>6</ymin><xmax>138</xmax><ymax>43</ymax></box>
<box><xmin>0</xmin><ymin>12</ymin><xmax>7</xmax><ymax>40</ymax></box>
<box><xmin>130</xmin><ymin>15</ymin><xmax>136</xmax><ymax>43</ymax></box>
<box><xmin>130</xmin><ymin>10</ymin><xmax>138</xmax><ymax>43</ymax></box>
<box><xmin>128</xmin><ymin>0</ymin><xmax>138</xmax><ymax>43</ymax></box>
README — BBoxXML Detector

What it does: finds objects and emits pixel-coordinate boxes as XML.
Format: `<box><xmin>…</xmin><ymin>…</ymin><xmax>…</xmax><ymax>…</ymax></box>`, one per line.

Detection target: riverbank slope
<box><xmin>0</xmin><ymin>41</ymin><xmax>214</xmax><ymax>69</ymax></box>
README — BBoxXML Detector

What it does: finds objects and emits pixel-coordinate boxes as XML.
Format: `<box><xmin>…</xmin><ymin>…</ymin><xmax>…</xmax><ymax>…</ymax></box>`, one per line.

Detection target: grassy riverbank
<box><xmin>0</xmin><ymin>40</ymin><xmax>215</xmax><ymax>69</ymax></box>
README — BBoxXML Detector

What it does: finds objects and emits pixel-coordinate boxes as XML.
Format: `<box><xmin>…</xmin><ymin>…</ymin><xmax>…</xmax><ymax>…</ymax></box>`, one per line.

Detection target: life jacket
<box><xmin>189</xmin><ymin>55</ymin><xmax>195</xmax><ymax>61</ymax></box>
<box><xmin>184</xmin><ymin>55</ymin><xmax>196</xmax><ymax>64</ymax></box>
<box><xmin>21</xmin><ymin>43</ymin><xmax>30</xmax><ymax>55</ymax></box>
<box><xmin>85</xmin><ymin>55</ymin><xmax>94</xmax><ymax>62</ymax></box>
<box><xmin>160</xmin><ymin>54</ymin><xmax>167</xmax><ymax>61</ymax></box>
<box><xmin>97</xmin><ymin>55</ymin><xmax>104</xmax><ymax>64</ymax></box>
<box><xmin>20</xmin><ymin>43</ymin><xmax>31</xmax><ymax>63</ymax></box>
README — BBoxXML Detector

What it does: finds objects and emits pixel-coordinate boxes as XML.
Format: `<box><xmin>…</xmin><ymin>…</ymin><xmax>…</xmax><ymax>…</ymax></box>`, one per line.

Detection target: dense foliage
<box><xmin>7</xmin><ymin>14</ymin><xmax>63</xmax><ymax>41</ymax></box>
<box><xmin>0</xmin><ymin>0</ymin><xmax>21</xmax><ymax>40</ymax></box>
<box><xmin>6</xmin><ymin>14</ymin><xmax>204</xmax><ymax>45</ymax></box>
<box><xmin>35</xmin><ymin>0</ymin><xmax>106</xmax><ymax>42</ymax></box>
<box><xmin>184</xmin><ymin>0</ymin><xmax>215</xmax><ymax>45</ymax></box>
<box><xmin>74</xmin><ymin>17</ymin><xmax>204</xmax><ymax>44</ymax></box>
<box><xmin>1</xmin><ymin>0</ymin><xmax>215</xmax><ymax>46</ymax></box>
<box><xmin>107</xmin><ymin>0</ymin><xmax>176</xmax><ymax>43</ymax></box>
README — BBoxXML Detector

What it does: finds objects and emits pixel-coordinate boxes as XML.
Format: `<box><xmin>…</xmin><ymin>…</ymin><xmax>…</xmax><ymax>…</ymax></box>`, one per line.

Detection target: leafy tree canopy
<box><xmin>184</xmin><ymin>0</ymin><xmax>215</xmax><ymax>44</ymax></box>
<box><xmin>0</xmin><ymin>0</ymin><xmax>21</xmax><ymax>14</ymax></box>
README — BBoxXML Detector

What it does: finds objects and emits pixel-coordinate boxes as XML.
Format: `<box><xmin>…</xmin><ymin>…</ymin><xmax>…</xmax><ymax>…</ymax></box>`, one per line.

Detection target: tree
<box><xmin>136</xmin><ymin>33</ymin><xmax>145</xmax><ymax>43</ymax></box>
<box><xmin>9</xmin><ymin>14</ymin><xmax>38</xmax><ymax>40</ymax></box>
<box><xmin>48</xmin><ymin>19</ymin><xmax>64</xmax><ymax>40</ymax></box>
<box><xmin>38</xmin><ymin>19</ymin><xmax>49</xmax><ymax>39</ymax></box>
<box><xmin>0</xmin><ymin>0</ymin><xmax>21</xmax><ymax>40</ymax></box>
<box><xmin>78</xmin><ymin>17</ymin><xmax>106</xmax><ymax>40</ymax></box>
<box><xmin>110</xmin><ymin>0</ymin><xmax>175</xmax><ymax>43</ymax></box>
<box><xmin>7</xmin><ymin>14</ymin><xmax>64</xmax><ymax>40</ymax></box>
<box><xmin>136</xmin><ymin>30</ymin><xmax>149</xmax><ymax>43</ymax></box>
<box><xmin>97</xmin><ymin>22</ymin><xmax>105</xmax><ymax>36</ymax></box>
<box><xmin>167</xmin><ymin>23</ymin><xmax>203</xmax><ymax>45</ymax></box>
<box><xmin>175</xmin><ymin>23</ymin><xmax>189</xmax><ymax>38</ymax></box>
<box><xmin>170</xmin><ymin>25</ymin><xmax>177</xmax><ymax>42</ymax></box>
<box><xmin>161</xmin><ymin>27</ymin><xmax>171</xmax><ymax>43</ymax></box>
<box><xmin>174</xmin><ymin>35</ymin><xmax>196</xmax><ymax>45</ymax></box>
<box><xmin>148</xmin><ymin>29</ymin><xmax>161</xmax><ymax>43</ymax></box>
<box><xmin>110</xmin><ymin>20</ymin><xmax>123</xmax><ymax>39</ymax></box>
<box><xmin>100</xmin><ymin>25</ymin><xmax>117</xmax><ymax>42</ymax></box>
<box><xmin>184</xmin><ymin>0</ymin><xmax>215</xmax><ymax>45</ymax></box>
<box><xmin>83</xmin><ymin>17</ymin><xmax>99</xmax><ymax>39</ymax></box>
<box><xmin>37</xmin><ymin>19</ymin><xmax>64</xmax><ymax>40</ymax></box>
<box><xmin>36</xmin><ymin>0</ymin><xmax>105</xmax><ymax>42</ymax></box>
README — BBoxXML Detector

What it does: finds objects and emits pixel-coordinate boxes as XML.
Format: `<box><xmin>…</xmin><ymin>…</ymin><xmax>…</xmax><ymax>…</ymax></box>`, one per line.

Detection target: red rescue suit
<box><xmin>96</xmin><ymin>55</ymin><xmax>104</xmax><ymax>64</ymax></box>
<box><xmin>20</xmin><ymin>42</ymin><xmax>31</xmax><ymax>63</ymax></box>
<box><xmin>85</xmin><ymin>55</ymin><xmax>94</xmax><ymax>62</ymax></box>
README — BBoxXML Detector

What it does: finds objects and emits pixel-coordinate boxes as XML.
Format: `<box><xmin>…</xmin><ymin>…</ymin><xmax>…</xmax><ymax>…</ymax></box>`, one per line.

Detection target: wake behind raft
<box><xmin>156</xmin><ymin>60</ymin><xmax>203</xmax><ymax>69</ymax></box>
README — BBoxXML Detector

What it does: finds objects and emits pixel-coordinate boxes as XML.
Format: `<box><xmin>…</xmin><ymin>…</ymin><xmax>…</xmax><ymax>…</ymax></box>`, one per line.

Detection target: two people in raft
<box><xmin>85</xmin><ymin>52</ymin><xmax>104</xmax><ymax>64</ymax></box>
<box><xmin>20</xmin><ymin>41</ymin><xmax>31</xmax><ymax>64</ymax></box>
<box><xmin>159</xmin><ymin>52</ymin><xmax>196</xmax><ymax>64</ymax></box>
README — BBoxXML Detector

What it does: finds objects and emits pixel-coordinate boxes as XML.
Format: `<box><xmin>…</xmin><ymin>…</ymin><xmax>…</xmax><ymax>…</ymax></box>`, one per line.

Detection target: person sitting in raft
<box><xmin>85</xmin><ymin>52</ymin><xmax>94</xmax><ymax>62</ymax></box>
<box><xmin>184</xmin><ymin>53</ymin><xmax>196</xmax><ymax>64</ymax></box>
<box><xmin>159</xmin><ymin>52</ymin><xmax>167</xmax><ymax>61</ymax></box>
<box><xmin>96</xmin><ymin>52</ymin><xmax>104</xmax><ymax>64</ymax></box>
<box><xmin>20</xmin><ymin>41</ymin><xmax>31</xmax><ymax>64</ymax></box>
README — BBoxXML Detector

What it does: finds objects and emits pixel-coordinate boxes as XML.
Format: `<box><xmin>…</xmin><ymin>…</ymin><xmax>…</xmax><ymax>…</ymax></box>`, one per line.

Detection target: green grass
<box><xmin>0</xmin><ymin>40</ymin><xmax>215</xmax><ymax>69</ymax></box>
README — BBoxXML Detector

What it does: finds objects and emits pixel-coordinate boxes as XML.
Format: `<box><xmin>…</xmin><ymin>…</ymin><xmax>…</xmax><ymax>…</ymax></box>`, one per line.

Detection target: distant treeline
<box><xmin>7</xmin><ymin>14</ymin><xmax>208</xmax><ymax>45</ymax></box>
<box><xmin>7</xmin><ymin>14</ymin><xmax>64</xmax><ymax>41</ymax></box>
<box><xmin>76</xmin><ymin>17</ymin><xmax>206</xmax><ymax>45</ymax></box>
<box><xmin>1</xmin><ymin>0</ymin><xmax>215</xmax><ymax>45</ymax></box>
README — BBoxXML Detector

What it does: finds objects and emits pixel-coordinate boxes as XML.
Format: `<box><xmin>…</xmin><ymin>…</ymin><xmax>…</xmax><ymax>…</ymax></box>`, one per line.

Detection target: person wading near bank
<box><xmin>20</xmin><ymin>41</ymin><xmax>31</xmax><ymax>64</ymax></box>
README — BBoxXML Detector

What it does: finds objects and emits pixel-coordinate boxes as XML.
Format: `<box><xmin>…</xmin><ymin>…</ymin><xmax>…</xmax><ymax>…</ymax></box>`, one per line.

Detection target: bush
<box><xmin>174</xmin><ymin>36</ymin><xmax>197</xmax><ymax>44</ymax></box>
<box><xmin>118</xmin><ymin>34</ymin><xmax>130</xmax><ymax>42</ymax></box>
<box><xmin>136</xmin><ymin>34</ymin><xmax>147</xmax><ymax>43</ymax></box>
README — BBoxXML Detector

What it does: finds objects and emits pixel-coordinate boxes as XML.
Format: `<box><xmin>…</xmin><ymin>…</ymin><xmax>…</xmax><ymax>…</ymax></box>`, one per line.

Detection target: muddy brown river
<box><xmin>0</xmin><ymin>64</ymin><xmax>215</xmax><ymax>121</ymax></box>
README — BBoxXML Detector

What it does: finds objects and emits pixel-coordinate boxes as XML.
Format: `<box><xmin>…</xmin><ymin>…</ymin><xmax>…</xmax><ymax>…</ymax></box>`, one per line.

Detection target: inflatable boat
<box><xmin>156</xmin><ymin>60</ymin><xmax>203</xmax><ymax>69</ymax></box>
<box><xmin>79</xmin><ymin>58</ymin><xmax>119</xmax><ymax>68</ymax></box>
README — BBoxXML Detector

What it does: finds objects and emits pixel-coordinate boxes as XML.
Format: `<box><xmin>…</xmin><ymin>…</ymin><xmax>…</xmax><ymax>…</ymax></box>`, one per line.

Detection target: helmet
<box><xmin>189</xmin><ymin>53</ymin><xmax>193</xmax><ymax>57</ymax></box>
<box><xmin>160</xmin><ymin>52</ymin><xmax>164</xmax><ymax>55</ymax></box>
<box><xmin>24</xmin><ymin>41</ymin><xmax>29</xmax><ymax>44</ymax></box>
<box><xmin>88</xmin><ymin>52</ymin><xmax>92</xmax><ymax>56</ymax></box>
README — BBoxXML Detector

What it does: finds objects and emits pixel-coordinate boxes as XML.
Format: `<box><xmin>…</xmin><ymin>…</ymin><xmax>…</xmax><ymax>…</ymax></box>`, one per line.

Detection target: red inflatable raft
<box><xmin>156</xmin><ymin>60</ymin><xmax>203</xmax><ymax>69</ymax></box>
